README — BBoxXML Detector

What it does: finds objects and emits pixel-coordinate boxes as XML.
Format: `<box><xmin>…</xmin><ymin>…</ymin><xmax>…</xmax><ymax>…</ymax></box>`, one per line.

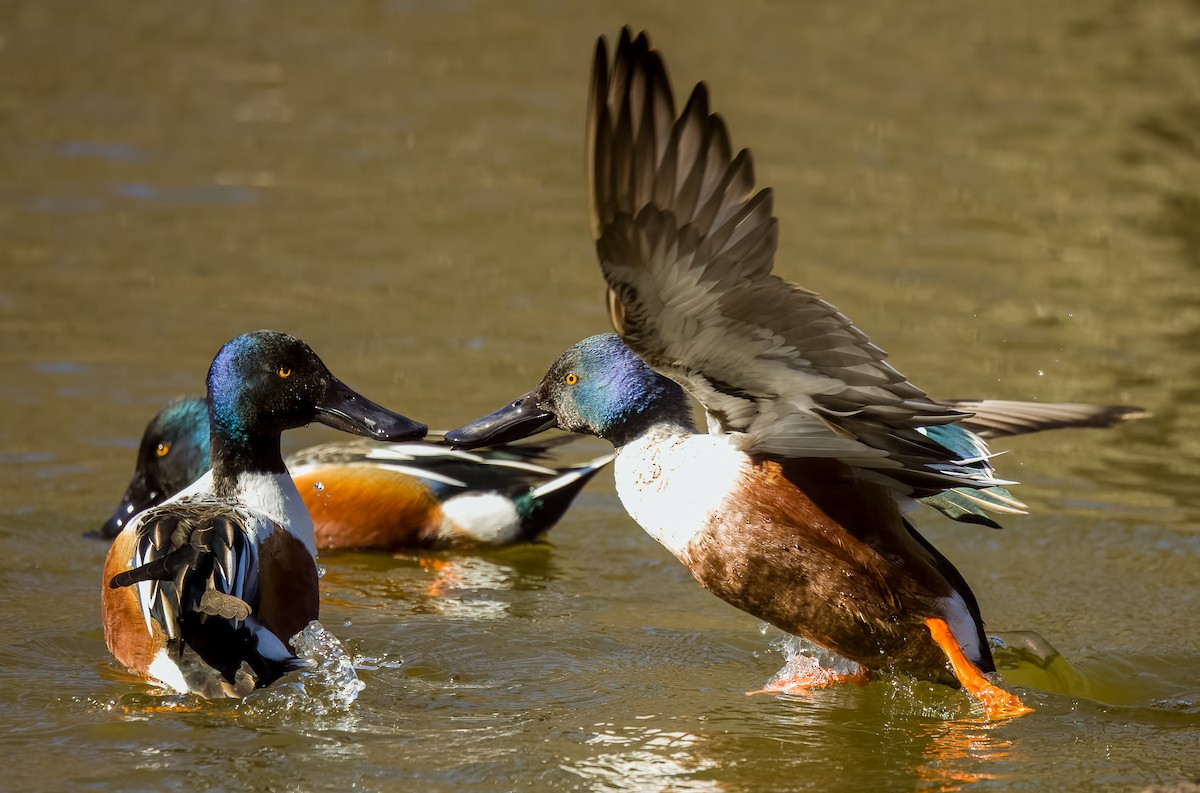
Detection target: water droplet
<box><xmin>1037</xmin><ymin>370</ymin><xmax>1044</xmax><ymax>376</ymax></box>
<box><xmin>313</xmin><ymin>481</ymin><xmax>324</xmax><ymax>491</ymax></box>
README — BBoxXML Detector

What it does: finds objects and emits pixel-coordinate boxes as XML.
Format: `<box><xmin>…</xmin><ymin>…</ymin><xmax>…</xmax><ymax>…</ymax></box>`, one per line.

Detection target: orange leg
<box><xmin>747</xmin><ymin>661</ymin><xmax>871</xmax><ymax>696</ymax></box>
<box><xmin>925</xmin><ymin>617</ymin><xmax>1033</xmax><ymax>719</ymax></box>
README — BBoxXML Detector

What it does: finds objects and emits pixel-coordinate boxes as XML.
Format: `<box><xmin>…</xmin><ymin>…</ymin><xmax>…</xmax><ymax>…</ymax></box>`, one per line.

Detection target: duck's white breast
<box><xmin>614</xmin><ymin>432</ymin><xmax>748</xmax><ymax>558</ymax></box>
<box><xmin>235</xmin><ymin>471</ymin><xmax>316</xmax><ymax>556</ymax></box>
<box><xmin>160</xmin><ymin>469</ymin><xmax>316</xmax><ymax>557</ymax></box>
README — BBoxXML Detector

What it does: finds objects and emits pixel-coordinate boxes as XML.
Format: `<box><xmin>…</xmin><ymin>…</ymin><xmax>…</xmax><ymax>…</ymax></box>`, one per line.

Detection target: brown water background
<box><xmin>0</xmin><ymin>1</ymin><xmax>1197</xmax><ymax>790</ymax></box>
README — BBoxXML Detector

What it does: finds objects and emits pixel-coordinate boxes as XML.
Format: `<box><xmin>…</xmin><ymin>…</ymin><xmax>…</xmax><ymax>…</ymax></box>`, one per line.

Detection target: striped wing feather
<box><xmin>944</xmin><ymin>400</ymin><xmax>1148</xmax><ymax>439</ymax></box>
<box><xmin>113</xmin><ymin>497</ymin><xmax>270</xmax><ymax>683</ymax></box>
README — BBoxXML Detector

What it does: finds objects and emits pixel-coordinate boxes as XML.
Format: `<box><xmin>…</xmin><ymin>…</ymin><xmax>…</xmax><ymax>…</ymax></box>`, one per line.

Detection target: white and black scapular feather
<box><xmin>109</xmin><ymin>497</ymin><xmax>312</xmax><ymax>697</ymax></box>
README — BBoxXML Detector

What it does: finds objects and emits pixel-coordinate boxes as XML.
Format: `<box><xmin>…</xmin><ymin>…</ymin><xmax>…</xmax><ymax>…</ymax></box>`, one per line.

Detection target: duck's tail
<box><xmin>517</xmin><ymin>453</ymin><xmax>616</xmax><ymax>539</ymax></box>
<box><xmin>943</xmin><ymin>399</ymin><xmax>1148</xmax><ymax>440</ymax></box>
<box><xmin>921</xmin><ymin>399</ymin><xmax>1147</xmax><ymax>526</ymax></box>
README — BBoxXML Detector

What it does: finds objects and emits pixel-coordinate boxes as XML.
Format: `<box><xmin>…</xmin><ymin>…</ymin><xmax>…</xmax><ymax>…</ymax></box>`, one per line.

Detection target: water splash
<box><xmin>352</xmin><ymin>653</ymin><xmax>404</xmax><ymax>672</ymax></box>
<box><xmin>879</xmin><ymin>675</ymin><xmax>971</xmax><ymax>720</ymax></box>
<box><xmin>762</xmin><ymin>630</ymin><xmax>863</xmax><ymax>681</ymax></box>
<box><xmin>760</xmin><ymin>627</ymin><xmax>971</xmax><ymax>718</ymax></box>
<box><xmin>239</xmin><ymin>621</ymin><xmax>365</xmax><ymax>716</ymax></box>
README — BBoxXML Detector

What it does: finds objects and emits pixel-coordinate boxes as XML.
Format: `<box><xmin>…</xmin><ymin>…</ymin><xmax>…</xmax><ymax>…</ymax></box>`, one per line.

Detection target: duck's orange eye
<box><xmin>278</xmin><ymin>367</ymin><xmax>291</xmax><ymax>379</ymax></box>
<box><xmin>565</xmin><ymin>372</ymin><xmax>578</xmax><ymax>386</ymax></box>
<box><xmin>156</xmin><ymin>442</ymin><xmax>170</xmax><ymax>457</ymax></box>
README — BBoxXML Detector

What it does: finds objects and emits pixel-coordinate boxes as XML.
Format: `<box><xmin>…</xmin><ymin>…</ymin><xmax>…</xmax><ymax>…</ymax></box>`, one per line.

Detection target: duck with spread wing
<box><xmin>447</xmin><ymin>29</ymin><xmax>1143</xmax><ymax>718</ymax></box>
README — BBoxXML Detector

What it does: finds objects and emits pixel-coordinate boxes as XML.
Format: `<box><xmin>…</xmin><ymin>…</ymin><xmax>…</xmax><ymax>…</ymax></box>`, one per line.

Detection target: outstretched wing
<box><xmin>588</xmin><ymin>29</ymin><xmax>1000</xmax><ymax>496</ymax></box>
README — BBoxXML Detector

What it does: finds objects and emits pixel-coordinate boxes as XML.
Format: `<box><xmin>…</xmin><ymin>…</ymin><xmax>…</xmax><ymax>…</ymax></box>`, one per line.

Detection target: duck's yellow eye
<box><xmin>565</xmin><ymin>372</ymin><xmax>578</xmax><ymax>386</ymax></box>
<box><xmin>278</xmin><ymin>367</ymin><xmax>291</xmax><ymax>379</ymax></box>
<box><xmin>156</xmin><ymin>442</ymin><xmax>170</xmax><ymax>457</ymax></box>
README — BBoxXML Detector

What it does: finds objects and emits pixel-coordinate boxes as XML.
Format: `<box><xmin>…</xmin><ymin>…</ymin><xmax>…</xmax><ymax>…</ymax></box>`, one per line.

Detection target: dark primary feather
<box><xmin>915</xmin><ymin>398</ymin><xmax>1146</xmax><ymax>525</ymax></box>
<box><xmin>588</xmin><ymin>31</ymin><xmax>1146</xmax><ymax>506</ymax></box>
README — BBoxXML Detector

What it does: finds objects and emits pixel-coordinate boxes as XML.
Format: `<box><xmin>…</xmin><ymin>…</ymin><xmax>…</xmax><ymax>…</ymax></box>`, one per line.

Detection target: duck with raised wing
<box><xmin>102</xmin><ymin>330</ymin><xmax>427</xmax><ymax>697</ymax></box>
<box><xmin>446</xmin><ymin>29</ymin><xmax>1145</xmax><ymax>718</ymax></box>
<box><xmin>97</xmin><ymin>398</ymin><xmax>611</xmax><ymax>551</ymax></box>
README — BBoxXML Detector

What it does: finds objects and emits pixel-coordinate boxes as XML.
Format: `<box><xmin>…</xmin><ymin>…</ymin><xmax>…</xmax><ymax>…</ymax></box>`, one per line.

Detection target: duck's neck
<box><xmin>604</xmin><ymin>382</ymin><xmax>697</xmax><ymax>450</ymax></box>
<box><xmin>208</xmin><ymin>424</ymin><xmax>289</xmax><ymax>500</ymax></box>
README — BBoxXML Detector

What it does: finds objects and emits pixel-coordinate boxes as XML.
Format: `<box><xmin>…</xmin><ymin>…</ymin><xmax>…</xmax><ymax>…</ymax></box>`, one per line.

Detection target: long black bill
<box><xmin>444</xmin><ymin>392</ymin><xmax>558</xmax><ymax>449</ymax></box>
<box><xmin>316</xmin><ymin>376</ymin><xmax>427</xmax><ymax>442</ymax></box>
<box><xmin>96</xmin><ymin>470</ymin><xmax>157</xmax><ymax>540</ymax></box>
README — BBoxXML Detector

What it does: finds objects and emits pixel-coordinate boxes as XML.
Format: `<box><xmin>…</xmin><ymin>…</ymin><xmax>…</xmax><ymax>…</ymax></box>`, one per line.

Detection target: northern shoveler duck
<box><xmin>446</xmin><ymin>29</ymin><xmax>1145</xmax><ymax>718</ymax></box>
<box><xmin>102</xmin><ymin>330</ymin><xmax>427</xmax><ymax>697</ymax></box>
<box><xmin>97</xmin><ymin>398</ymin><xmax>612</xmax><ymax>550</ymax></box>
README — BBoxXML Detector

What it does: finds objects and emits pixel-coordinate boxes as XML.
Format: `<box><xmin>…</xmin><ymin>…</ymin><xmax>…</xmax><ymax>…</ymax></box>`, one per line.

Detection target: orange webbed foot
<box><xmin>748</xmin><ymin>660</ymin><xmax>871</xmax><ymax>696</ymax></box>
<box><xmin>925</xmin><ymin>617</ymin><xmax>1034</xmax><ymax>719</ymax></box>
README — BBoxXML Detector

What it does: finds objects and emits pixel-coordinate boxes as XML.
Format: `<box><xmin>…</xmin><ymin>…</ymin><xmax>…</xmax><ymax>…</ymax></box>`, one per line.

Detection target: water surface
<box><xmin>1</xmin><ymin>1</ymin><xmax>1197</xmax><ymax>790</ymax></box>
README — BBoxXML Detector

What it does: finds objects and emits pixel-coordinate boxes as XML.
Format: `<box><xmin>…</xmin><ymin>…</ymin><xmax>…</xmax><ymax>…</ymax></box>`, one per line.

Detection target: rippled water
<box><xmin>1</xmin><ymin>1</ymin><xmax>1198</xmax><ymax>790</ymax></box>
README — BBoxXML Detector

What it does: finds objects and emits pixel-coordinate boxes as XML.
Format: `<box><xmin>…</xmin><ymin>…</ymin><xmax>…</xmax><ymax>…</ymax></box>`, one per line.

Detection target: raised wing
<box><xmin>588</xmin><ymin>29</ymin><xmax>998</xmax><ymax>496</ymax></box>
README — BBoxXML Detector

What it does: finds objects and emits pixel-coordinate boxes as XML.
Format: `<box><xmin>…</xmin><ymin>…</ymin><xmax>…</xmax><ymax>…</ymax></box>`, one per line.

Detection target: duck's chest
<box><xmin>614</xmin><ymin>433</ymin><xmax>748</xmax><ymax>558</ymax></box>
<box><xmin>170</xmin><ymin>470</ymin><xmax>316</xmax><ymax>556</ymax></box>
<box><xmin>235</xmin><ymin>471</ymin><xmax>314</xmax><ymax>546</ymax></box>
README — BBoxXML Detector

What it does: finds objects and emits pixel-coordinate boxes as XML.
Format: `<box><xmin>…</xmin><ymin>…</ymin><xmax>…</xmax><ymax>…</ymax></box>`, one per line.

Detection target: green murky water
<box><xmin>0</xmin><ymin>1</ymin><xmax>1197</xmax><ymax>790</ymax></box>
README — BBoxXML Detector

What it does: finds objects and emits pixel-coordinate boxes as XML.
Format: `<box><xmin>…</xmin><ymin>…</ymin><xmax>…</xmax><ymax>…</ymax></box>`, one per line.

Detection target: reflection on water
<box><xmin>317</xmin><ymin>544</ymin><xmax>556</xmax><ymax>619</ymax></box>
<box><xmin>413</xmin><ymin>556</ymin><xmax>518</xmax><ymax>621</ymax></box>
<box><xmin>913</xmin><ymin>717</ymin><xmax>1017</xmax><ymax>792</ymax></box>
<box><xmin>566</xmin><ymin>726</ymin><xmax>723</xmax><ymax>792</ymax></box>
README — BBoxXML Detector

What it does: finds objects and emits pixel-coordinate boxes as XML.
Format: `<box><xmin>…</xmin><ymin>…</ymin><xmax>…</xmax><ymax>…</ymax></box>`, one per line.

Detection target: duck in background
<box><xmin>102</xmin><ymin>330</ymin><xmax>426</xmax><ymax>697</ymax></box>
<box><xmin>97</xmin><ymin>398</ymin><xmax>612</xmax><ymax>551</ymax></box>
<box><xmin>446</xmin><ymin>29</ymin><xmax>1145</xmax><ymax>719</ymax></box>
